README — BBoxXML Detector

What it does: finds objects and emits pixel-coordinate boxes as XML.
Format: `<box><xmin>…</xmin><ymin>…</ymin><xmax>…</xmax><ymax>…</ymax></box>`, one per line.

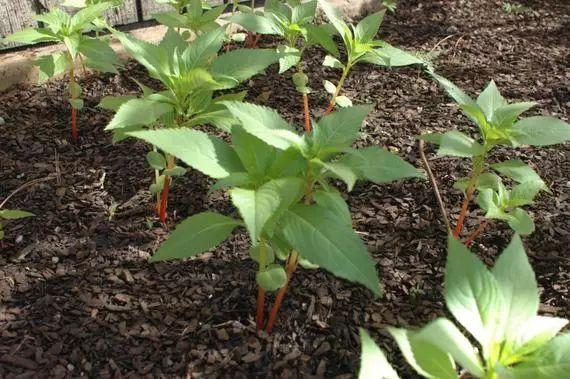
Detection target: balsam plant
<box><xmin>420</xmin><ymin>72</ymin><xmax>570</xmax><ymax>242</ymax></box>
<box><xmin>358</xmin><ymin>235</ymin><xmax>570</xmax><ymax>379</ymax></box>
<box><xmin>3</xmin><ymin>2</ymin><xmax>121</xmax><ymax>142</ymax></box>
<box><xmin>319</xmin><ymin>0</ymin><xmax>424</xmax><ymax>114</ymax></box>
<box><xmin>126</xmin><ymin>102</ymin><xmax>423</xmax><ymax>332</ymax></box>
<box><xmin>0</xmin><ymin>210</ymin><xmax>34</xmax><ymax>241</ymax></box>
<box><xmin>101</xmin><ymin>26</ymin><xmax>279</xmax><ymax>223</ymax></box>
<box><xmin>153</xmin><ymin>0</ymin><xmax>227</xmax><ymax>37</ymax></box>
<box><xmin>227</xmin><ymin>0</ymin><xmax>338</xmax><ymax>130</ymax></box>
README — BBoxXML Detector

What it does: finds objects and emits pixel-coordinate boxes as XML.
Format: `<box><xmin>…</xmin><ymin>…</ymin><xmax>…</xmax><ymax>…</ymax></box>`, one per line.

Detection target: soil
<box><xmin>0</xmin><ymin>0</ymin><xmax>568</xmax><ymax>378</ymax></box>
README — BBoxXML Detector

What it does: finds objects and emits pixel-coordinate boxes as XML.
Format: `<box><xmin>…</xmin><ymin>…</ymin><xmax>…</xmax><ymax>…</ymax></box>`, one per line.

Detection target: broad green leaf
<box><xmin>209</xmin><ymin>172</ymin><xmax>251</xmax><ymax>192</ymax></box>
<box><xmin>249</xmin><ymin>243</ymin><xmax>275</xmax><ymax>265</ymax></box>
<box><xmin>212</xmin><ymin>49</ymin><xmax>278</xmax><ymax>88</ymax></box>
<box><xmin>318</xmin><ymin>0</ymin><xmax>349</xmax><ymax>42</ymax></box>
<box><xmin>476</xmin><ymin>80</ymin><xmax>506</xmax><ymax>121</ymax></box>
<box><xmin>511</xmin><ymin>316</ymin><xmax>568</xmax><ymax>358</ymax></box>
<box><xmin>429</xmin><ymin>71</ymin><xmax>475</xmax><ymax>107</ymax></box>
<box><xmin>305</xmin><ymin>24</ymin><xmax>339</xmax><ymax>56</ymax></box>
<box><xmin>445</xmin><ymin>237</ymin><xmax>501</xmax><ymax>356</ymax></box>
<box><xmin>354</xmin><ymin>11</ymin><xmax>385</xmax><ymax>42</ymax></box>
<box><xmin>230</xmin><ymin>177</ymin><xmax>304</xmax><ymax>243</ymax></box>
<box><xmin>0</xmin><ymin>210</ymin><xmax>34</xmax><ymax>220</ymax></box>
<box><xmin>35</xmin><ymin>53</ymin><xmax>69</xmax><ymax>83</ymax></box>
<box><xmin>493</xmin><ymin>102</ymin><xmax>536</xmax><ymax>127</ymax></box>
<box><xmin>291</xmin><ymin>0</ymin><xmax>317</xmax><ymax>23</ymax></box>
<box><xmin>492</xmin><ymin>235</ymin><xmax>538</xmax><ymax>342</ymax></box>
<box><xmin>106</xmin><ymin>99</ymin><xmax>173</xmax><ymax>130</ymax></box>
<box><xmin>79</xmin><ymin>37</ymin><xmax>120</xmax><ymax>73</ymax></box>
<box><xmin>313</xmin><ymin>190</ymin><xmax>351</xmax><ymax>227</ymax></box>
<box><xmin>512</xmin><ymin>116</ymin><xmax>570</xmax><ymax>146</ymax></box>
<box><xmin>506</xmin><ymin>207</ymin><xmax>535</xmax><ymax>235</ymax></box>
<box><xmin>69</xmin><ymin>99</ymin><xmax>84</xmax><ymax>110</ymax></box>
<box><xmin>491</xmin><ymin>160</ymin><xmax>547</xmax><ymax>191</ymax></box>
<box><xmin>163</xmin><ymin>166</ymin><xmax>186</xmax><ymax>177</ymax></box>
<box><xmin>267</xmin><ymin>147</ymin><xmax>306</xmax><ymax>178</ymax></box>
<box><xmin>438</xmin><ymin>131</ymin><xmax>485</xmax><ymax>157</ymax></box>
<box><xmin>323</xmin><ymin>80</ymin><xmax>336</xmax><ymax>94</ymax></box>
<box><xmin>388</xmin><ymin>327</ymin><xmax>457</xmax><ymax>379</ymax></box>
<box><xmin>359</xmin><ymin>329</ymin><xmax>399</xmax><ymax>379</ymax></box>
<box><xmin>256</xmin><ymin>264</ymin><xmax>288</xmax><ymax>291</ymax></box>
<box><xmin>150</xmin><ymin>212</ymin><xmax>241</xmax><ymax>262</ymax></box>
<box><xmin>502</xmin><ymin>333</ymin><xmax>570</xmax><ymax>378</ymax></box>
<box><xmin>63</xmin><ymin>35</ymin><xmax>81</xmax><ymax>60</ymax></box>
<box><xmin>184</xmin><ymin>27</ymin><xmax>227</xmax><ymax>69</ymax></box>
<box><xmin>232</xmin><ymin>125</ymin><xmax>277</xmax><ymax>179</ymax></box>
<box><xmin>277</xmin><ymin>45</ymin><xmax>301</xmax><ymax>73</ymax></box>
<box><xmin>69</xmin><ymin>2</ymin><xmax>113</xmax><ymax>32</ymax></box>
<box><xmin>336</xmin><ymin>96</ymin><xmax>352</xmax><ymax>107</ymax></box>
<box><xmin>98</xmin><ymin>95</ymin><xmax>138</xmax><ymax>111</ymax></box>
<box><xmin>279</xmin><ymin>204</ymin><xmax>380</xmax><ymax>296</ymax></box>
<box><xmin>153</xmin><ymin>11</ymin><xmax>187</xmax><ymax>28</ymax></box>
<box><xmin>222</xmin><ymin>102</ymin><xmax>301</xmax><ymax>150</ymax></box>
<box><xmin>150</xmin><ymin>175</ymin><xmax>166</xmax><ymax>194</ymax></box>
<box><xmin>340</xmin><ymin>147</ymin><xmax>424</xmax><ymax>184</ymax></box>
<box><xmin>227</xmin><ymin>13</ymin><xmax>278</xmax><ymax>34</ymax></box>
<box><xmin>319</xmin><ymin>160</ymin><xmax>359</xmax><ymax>191</ymax></box>
<box><xmin>128</xmin><ymin>128</ymin><xmax>244</xmax><ymax>179</ymax></box>
<box><xmin>364</xmin><ymin>42</ymin><xmax>425</xmax><ymax>67</ymax></box>
<box><xmin>313</xmin><ymin>105</ymin><xmax>373</xmax><ymax>153</ymax></box>
<box><xmin>415</xmin><ymin>318</ymin><xmax>483</xmax><ymax>377</ymax></box>
<box><xmin>146</xmin><ymin>151</ymin><xmax>167</xmax><ymax>170</ymax></box>
<box><xmin>509</xmin><ymin>181</ymin><xmax>544</xmax><ymax>207</ymax></box>
<box><xmin>323</xmin><ymin>55</ymin><xmax>344</xmax><ymax>69</ymax></box>
<box><xmin>4</xmin><ymin>28</ymin><xmax>59</xmax><ymax>44</ymax></box>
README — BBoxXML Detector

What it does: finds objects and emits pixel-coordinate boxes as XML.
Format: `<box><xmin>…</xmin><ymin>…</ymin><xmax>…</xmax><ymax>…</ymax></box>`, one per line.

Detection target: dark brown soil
<box><xmin>0</xmin><ymin>0</ymin><xmax>568</xmax><ymax>377</ymax></box>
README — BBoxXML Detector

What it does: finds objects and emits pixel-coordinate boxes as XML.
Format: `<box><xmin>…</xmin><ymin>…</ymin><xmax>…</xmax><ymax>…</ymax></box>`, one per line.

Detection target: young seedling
<box><xmin>227</xmin><ymin>0</ymin><xmax>262</xmax><ymax>47</ymax></box>
<box><xmin>383</xmin><ymin>235</ymin><xmax>570</xmax><ymax>379</ymax></box>
<box><xmin>227</xmin><ymin>0</ymin><xmax>338</xmax><ymax>131</ymax></box>
<box><xmin>420</xmin><ymin>72</ymin><xmax>570</xmax><ymax>243</ymax></box>
<box><xmin>100</xmin><ymin>27</ymin><xmax>279</xmax><ymax>223</ymax></box>
<box><xmin>126</xmin><ymin>102</ymin><xmax>424</xmax><ymax>332</ymax></box>
<box><xmin>318</xmin><ymin>0</ymin><xmax>424</xmax><ymax>114</ymax></box>
<box><xmin>4</xmin><ymin>2</ymin><xmax>121</xmax><ymax>142</ymax></box>
<box><xmin>152</xmin><ymin>0</ymin><xmax>228</xmax><ymax>37</ymax></box>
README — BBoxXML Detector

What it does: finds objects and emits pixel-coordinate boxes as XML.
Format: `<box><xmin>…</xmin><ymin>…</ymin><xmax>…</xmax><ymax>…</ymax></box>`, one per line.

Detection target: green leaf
<box><xmin>491</xmin><ymin>160</ymin><xmax>548</xmax><ymax>191</ymax></box>
<box><xmin>445</xmin><ymin>236</ymin><xmax>501</xmax><ymax>356</ymax></box>
<box><xmin>292</xmin><ymin>72</ymin><xmax>309</xmax><ymax>88</ymax></box>
<box><xmin>98</xmin><ymin>95</ymin><xmax>137</xmax><ymax>111</ymax></box>
<box><xmin>502</xmin><ymin>333</ymin><xmax>570</xmax><ymax>378</ymax></box>
<box><xmin>4</xmin><ymin>28</ymin><xmax>60</xmax><ymax>44</ymax></box>
<box><xmin>340</xmin><ymin>147</ymin><xmax>424</xmax><ymax>184</ymax></box>
<box><xmin>279</xmin><ymin>204</ymin><xmax>380</xmax><ymax>296</ymax></box>
<box><xmin>388</xmin><ymin>326</ymin><xmax>458</xmax><ymax>379</ymax></box>
<box><xmin>354</xmin><ymin>11</ymin><xmax>385</xmax><ymax>42</ymax></box>
<box><xmin>227</xmin><ymin>13</ymin><xmax>278</xmax><ymax>34</ymax></box>
<box><xmin>336</xmin><ymin>96</ymin><xmax>352</xmax><ymax>107</ymax></box>
<box><xmin>249</xmin><ymin>243</ymin><xmax>275</xmax><ymax>265</ymax></box>
<box><xmin>359</xmin><ymin>329</ymin><xmax>399</xmax><ymax>379</ymax></box>
<box><xmin>146</xmin><ymin>151</ymin><xmax>167</xmax><ymax>170</ymax></box>
<box><xmin>150</xmin><ymin>175</ymin><xmax>166</xmax><ymax>194</ymax></box>
<box><xmin>35</xmin><ymin>53</ymin><xmax>69</xmax><ymax>83</ymax></box>
<box><xmin>292</xmin><ymin>0</ymin><xmax>317</xmax><ymax>23</ymax></box>
<box><xmin>209</xmin><ymin>172</ymin><xmax>251</xmax><ymax>193</ymax></box>
<box><xmin>476</xmin><ymin>80</ymin><xmax>506</xmax><ymax>121</ymax></box>
<box><xmin>305</xmin><ymin>24</ymin><xmax>339</xmax><ymax>56</ymax></box>
<box><xmin>429</xmin><ymin>71</ymin><xmax>476</xmax><ymax>107</ymax></box>
<box><xmin>323</xmin><ymin>80</ymin><xmax>336</xmax><ymax>94</ymax></box>
<box><xmin>415</xmin><ymin>318</ymin><xmax>483</xmax><ymax>377</ymax></box>
<box><xmin>312</xmin><ymin>105</ymin><xmax>373</xmax><ymax>153</ymax></box>
<box><xmin>153</xmin><ymin>11</ymin><xmax>187</xmax><ymax>28</ymax></box>
<box><xmin>506</xmin><ymin>207</ymin><xmax>535</xmax><ymax>235</ymax></box>
<box><xmin>313</xmin><ymin>190</ymin><xmax>351</xmax><ymax>227</ymax></box>
<box><xmin>69</xmin><ymin>2</ymin><xmax>113</xmax><ymax>32</ymax></box>
<box><xmin>69</xmin><ymin>98</ymin><xmax>84</xmax><ymax>110</ymax></box>
<box><xmin>492</xmin><ymin>102</ymin><xmax>536</xmax><ymax>127</ymax></box>
<box><xmin>0</xmin><ymin>210</ymin><xmax>34</xmax><ymax>220</ymax></box>
<box><xmin>222</xmin><ymin>102</ymin><xmax>301</xmax><ymax>150</ymax></box>
<box><xmin>79</xmin><ymin>37</ymin><xmax>120</xmax><ymax>73</ymax></box>
<box><xmin>64</xmin><ymin>35</ymin><xmax>81</xmax><ymax>60</ymax></box>
<box><xmin>364</xmin><ymin>42</ymin><xmax>425</xmax><ymax>67</ymax></box>
<box><xmin>231</xmin><ymin>177</ymin><xmax>304</xmax><ymax>243</ymax></box>
<box><xmin>492</xmin><ymin>235</ymin><xmax>538</xmax><ymax>342</ymax></box>
<box><xmin>508</xmin><ymin>181</ymin><xmax>544</xmax><ymax>207</ymax></box>
<box><xmin>323</xmin><ymin>55</ymin><xmax>344</xmax><ymax>69</ymax></box>
<box><xmin>184</xmin><ymin>27</ymin><xmax>227</xmax><ymax>68</ymax></box>
<box><xmin>212</xmin><ymin>49</ymin><xmax>278</xmax><ymax>88</ymax></box>
<box><xmin>320</xmin><ymin>160</ymin><xmax>359</xmax><ymax>191</ymax></box>
<box><xmin>256</xmin><ymin>264</ymin><xmax>288</xmax><ymax>291</ymax></box>
<box><xmin>512</xmin><ymin>116</ymin><xmax>570</xmax><ymax>146</ymax></box>
<box><xmin>106</xmin><ymin>99</ymin><xmax>173</xmax><ymax>130</ymax></box>
<box><xmin>150</xmin><ymin>212</ymin><xmax>241</xmax><ymax>262</ymax></box>
<box><xmin>128</xmin><ymin>128</ymin><xmax>244</xmax><ymax>179</ymax></box>
<box><xmin>232</xmin><ymin>125</ymin><xmax>277</xmax><ymax>179</ymax></box>
<box><xmin>437</xmin><ymin>131</ymin><xmax>485</xmax><ymax>157</ymax></box>
<box><xmin>511</xmin><ymin>316</ymin><xmax>568</xmax><ymax>358</ymax></box>
<box><xmin>277</xmin><ymin>45</ymin><xmax>301</xmax><ymax>73</ymax></box>
<box><xmin>164</xmin><ymin>166</ymin><xmax>186</xmax><ymax>177</ymax></box>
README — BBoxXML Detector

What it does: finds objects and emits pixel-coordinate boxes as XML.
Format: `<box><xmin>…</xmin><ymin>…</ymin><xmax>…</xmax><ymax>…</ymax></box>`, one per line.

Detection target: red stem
<box><xmin>303</xmin><ymin>93</ymin><xmax>311</xmax><ymax>133</ymax></box>
<box><xmin>265</xmin><ymin>252</ymin><xmax>299</xmax><ymax>333</ymax></box>
<box><xmin>453</xmin><ymin>189</ymin><xmax>473</xmax><ymax>238</ymax></box>
<box><xmin>464</xmin><ymin>219</ymin><xmax>489</xmax><ymax>247</ymax></box>
<box><xmin>158</xmin><ymin>177</ymin><xmax>171</xmax><ymax>224</ymax></box>
<box><xmin>71</xmin><ymin>107</ymin><xmax>78</xmax><ymax>142</ymax></box>
<box><xmin>256</xmin><ymin>286</ymin><xmax>266</xmax><ymax>330</ymax></box>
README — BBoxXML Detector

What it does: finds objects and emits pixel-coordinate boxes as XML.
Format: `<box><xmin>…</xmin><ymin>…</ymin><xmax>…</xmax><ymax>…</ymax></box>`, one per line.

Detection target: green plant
<box><xmin>153</xmin><ymin>0</ymin><xmax>227</xmax><ymax>37</ymax></box>
<box><xmin>359</xmin><ymin>235</ymin><xmax>570</xmax><ymax>379</ymax></box>
<box><xmin>227</xmin><ymin>0</ymin><xmax>338</xmax><ymax>130</ymax></box>
<box><xmin>381</xmin><ymin>0</ymin><xmax>397</xmax><ymax>13</ymax></box>
<box><xmin>502</xmin><ymin>2</ymin><xmax>532</xmax><ymax>14</ymax></box>
<box><xmin>126</xmin><ymin>102</ymin><xmax>423</xmax><ymax>332</ymax></box>
<box><xmin>319</xmin><ymin>0</ymin><xmax>424</xmax><ymax>114</ymax></box>
<box><xmin>420</xmin><ymin>72</ymin><xmax>570</xmax><ymax>243</ymax></box>
<box><xmin>100</xmin><ymin>26</ymin><xmax>278</xmax><ymax>223</ymax></box>
<box><xmin>3</xmin><ymin>2</ymin><xmax>120</xmax><ymax>142</ymax></box>
<box><xmin>0</xmin><ymin>210</ymin><xmax>34</xmax><ymax>241</ymax></box>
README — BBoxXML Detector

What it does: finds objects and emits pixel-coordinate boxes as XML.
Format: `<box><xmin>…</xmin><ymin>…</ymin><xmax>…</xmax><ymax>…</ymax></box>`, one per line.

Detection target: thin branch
<box><xmin>0</xmin><ymin>176</ymin><xmax>55</xmax><ymax>209</ymax></box>
<box><xmin>419</xmin><ymin>140</ymin><xmax>451</xmax><ymax>232</ymax></box>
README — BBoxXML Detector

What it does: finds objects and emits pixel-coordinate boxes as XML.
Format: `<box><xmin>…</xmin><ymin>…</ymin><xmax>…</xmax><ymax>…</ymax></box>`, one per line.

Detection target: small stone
<box><xmin>52</xmin><ymin>256</ymin><xmax>59</xmax><ymax>264</ymax></box>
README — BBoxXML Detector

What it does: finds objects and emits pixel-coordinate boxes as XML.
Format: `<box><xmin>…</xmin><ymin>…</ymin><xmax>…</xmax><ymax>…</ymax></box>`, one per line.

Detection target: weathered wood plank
<box><xmin>40</xmin><ymin>0</ymin><xmax>139</xmax><ymax>25</ymax></box>
<box><xmin>0</xmin><ymin>0</ymin><xmax>39</xmax><ymax>48</ymax></box>
<box><xmin>141</xmin><ymin>0</ymin><xmax>226</xmax><ymax>21</ymax></box>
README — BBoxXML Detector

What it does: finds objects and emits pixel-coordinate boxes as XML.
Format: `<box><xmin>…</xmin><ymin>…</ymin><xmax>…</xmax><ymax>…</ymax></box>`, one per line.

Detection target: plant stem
<box><xmin>69</xmin><ymin>65</ymin><xmax>78</xmax><ymax>142</ymax></box>
<box><xmin>453</xmin><ymin>156</ymin><xmax>485</xmax><ymax>238</ymax></box>
<box><xmin>324</xmin><ymin>65</ymin><xmax>350</xmax><ymax>115</ymax></box>
<box><xmin>453</xmin><ymin>189</ymin><xmax>472</xmax><ymax>238</ymax></box>
<box><xmin>464</xmin><ymin>219</ymin><xmax>489</xmax><ymax>247</ymax></box>
<box><xmin>256</xmin><ymin>286</ymin><xmax>266</xmax><ymax>330</ymax></box>
<box><xmin>158</xmin><ymin>155</ymin><xmax>175</xmax><ymax>223</ymax></box>
<box><xmin>418</xmin><ymin>140</ymin><xmax>451</xmax><ymax>232</ymax></box>
<box><xmin>303</xmin><ymin>93</ymin><xmax>311</xmax><ymax>132</ymax></box>
<box><xmin>265</xmin><ymin>250</ymin><xmax>299</xmax><ymax>333</ymax></box>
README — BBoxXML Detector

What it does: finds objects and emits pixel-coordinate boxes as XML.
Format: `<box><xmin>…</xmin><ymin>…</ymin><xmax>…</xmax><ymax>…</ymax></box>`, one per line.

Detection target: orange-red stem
<box><xmin>265</xmin><ymin>252</ymin><xmax>299</xmax><ymax>333</ymax></box>
<box><xmin>453</xmin><ymin>189</ymin><xmax>473</xmax><ymax>238</ymax></box>
<box><xmin>464</xmin><ymin>219</ymin><xmax>489</xmax><ymax>247</ymax></box>
<box><xmin>256</xmin><ymin>286</ymin><xmax>266</xmax><ymax>330</ymax></box>
<box><xmin>303</xmin><ymin>93</ymin><xmax>311</xmax><ymax>132</ymax></box>
<box><xmin>71</xmin><ymin>107</ymin><xmax>78</xmax><ymax>142</ymax></box>
<box><xmin>158</xmin><ymin>177</ymin><xmax>171</xmax><ymax>224</ymax></box>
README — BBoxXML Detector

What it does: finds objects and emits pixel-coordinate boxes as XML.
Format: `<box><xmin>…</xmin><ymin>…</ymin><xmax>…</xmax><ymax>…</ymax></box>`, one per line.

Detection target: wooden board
<box><xmin>141</xmin><ymin>0</ymin><xmax>226</xmax><ymax>21</ymax></box>
<box><xmin>0</xmin><ymin>0</ymin><xmax>39</xmax><ymax>48</ymax></box>
<box><xmin>40</xmin><ymin>0</ymin><xmax>139</xmax><ymax>25</ymax></box>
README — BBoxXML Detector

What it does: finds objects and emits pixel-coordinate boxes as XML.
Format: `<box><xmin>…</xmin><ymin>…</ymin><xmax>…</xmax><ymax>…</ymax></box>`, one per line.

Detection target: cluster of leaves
<box><xmin>101</xmin><ymin>26</ymin><xmax>279</xmax><ymax>201</ymax></box>
<box><xmin>359</xmin><ymin>235</ymin><xmax>570</xmax><ymax>378</ymax></box>
<box><xmin>128</xmin><ymin>102</ymin><xmax>423</xmax><ymax>295</ymax></box>
<box><xmin>0</xmin><ymin>210</ymin><xmax>34</xmax><ymax>241</ymax></box>
<box><xmin>153</xmin><ymin>0</ymin><xmax>227</xmax><ymax>37</ymax></box>
<box><xmin>421</xmin><ymin>72</ymin><xmax>570</xmax><ymax>235</ymax></box>
<box><xmin>502</xmin><ymin>2</ymin><xmax>532</xmax><ymax>14</ymax></box>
